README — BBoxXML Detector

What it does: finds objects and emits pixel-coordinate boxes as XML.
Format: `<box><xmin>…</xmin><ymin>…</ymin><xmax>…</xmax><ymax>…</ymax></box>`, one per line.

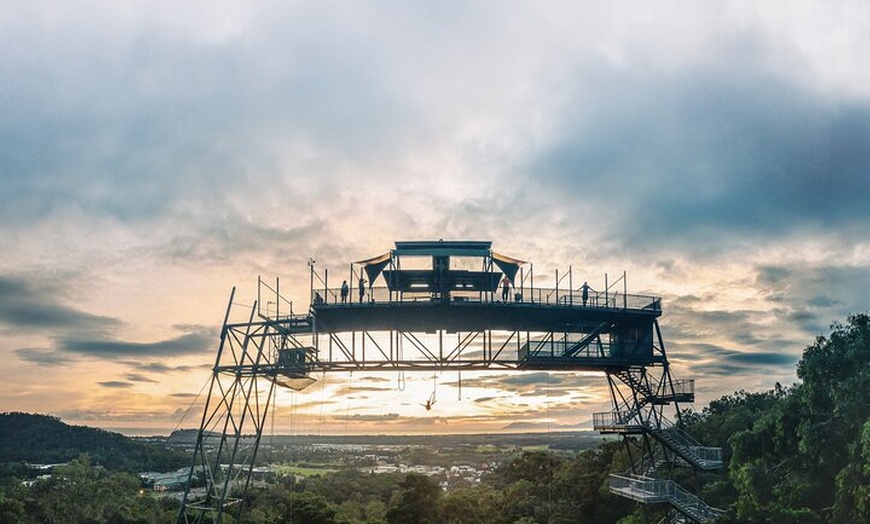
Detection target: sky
<box><xmin>1</xmin><ymin>1</ymin><xmax>868</xmax><ymax>436</ymax></box>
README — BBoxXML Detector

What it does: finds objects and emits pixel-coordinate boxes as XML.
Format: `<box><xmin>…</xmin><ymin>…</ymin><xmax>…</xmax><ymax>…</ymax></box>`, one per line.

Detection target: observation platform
<box><xmin>311</xmin><ymin>286</ymin><xmax>662</xmax><ymax>333</ymax></box>
<box><xmin>264</xmin><ymin>241</ymin><xmax>667</xmax><ymax>373</ymax></box>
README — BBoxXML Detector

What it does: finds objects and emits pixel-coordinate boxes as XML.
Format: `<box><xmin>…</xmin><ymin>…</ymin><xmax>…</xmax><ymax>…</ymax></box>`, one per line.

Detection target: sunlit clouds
<box><xmin>1</xmin><ymin>1</ymin><xmax>868</xmax><ymax>435</ymax></box>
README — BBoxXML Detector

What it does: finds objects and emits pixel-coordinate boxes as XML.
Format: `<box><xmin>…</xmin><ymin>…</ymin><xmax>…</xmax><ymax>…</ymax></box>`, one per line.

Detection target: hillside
<box><xmin>0</xmin><ymin>412</ymin><xmax>186</xmax><ymax>472</ymax></box>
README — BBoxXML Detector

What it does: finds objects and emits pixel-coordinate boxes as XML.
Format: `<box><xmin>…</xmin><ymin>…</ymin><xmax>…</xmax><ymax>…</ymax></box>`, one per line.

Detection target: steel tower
<box><xmin>176</xmin><ymin>241</ymin><xmax>723</xmax><ymax>523</ymax></box>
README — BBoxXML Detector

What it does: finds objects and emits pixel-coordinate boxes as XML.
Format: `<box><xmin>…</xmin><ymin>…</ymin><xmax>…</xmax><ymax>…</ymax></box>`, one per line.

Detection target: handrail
<box><xmin>592</xmin><ymin>411</ymin><xmax>723</xmax><ymax>467</ymax></box>
<box><xmin>313</xmin><ymin>285</ymin><xmax>661</xmax><ymax>311</ymax></box>
<box><xmin>609</xmin><ymin>475</ymin><xmax>725</xmax><ymax>522</ymax></box>
<box><xmin>651</xmin><ymin>417</ymin><xmax>723</xmax><ymax>467</ymax></box>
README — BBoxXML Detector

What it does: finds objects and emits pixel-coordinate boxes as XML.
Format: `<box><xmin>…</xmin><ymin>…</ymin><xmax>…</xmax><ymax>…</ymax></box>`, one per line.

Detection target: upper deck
<box><xmin>311</xmin><ymin>285</ymin><xmax>661</xmax><ymax>333</ymax></box>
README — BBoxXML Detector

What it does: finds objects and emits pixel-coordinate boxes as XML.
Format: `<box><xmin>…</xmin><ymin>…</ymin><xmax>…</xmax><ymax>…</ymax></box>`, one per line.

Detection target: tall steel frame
<box><xmin>177</xmin><ymin>242</ymin><xmax>723</xmax><ymax>523</ymax></box>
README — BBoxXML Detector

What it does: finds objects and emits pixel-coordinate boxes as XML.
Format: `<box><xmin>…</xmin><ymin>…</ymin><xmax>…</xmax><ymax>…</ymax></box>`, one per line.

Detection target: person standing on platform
<box><xmin>340</xmin><ymin>280</ymin><xmax>349</xmax><ymax>303</ymax></box>
<box><xmin>359</xmin><ymin>276</ymin><xmax>366</xmax><ymax>304</ymax></box>
<box><xmin>501</xmin><ymin>275</ymin><xmax>511</xmax><ymax>302</ymax></box>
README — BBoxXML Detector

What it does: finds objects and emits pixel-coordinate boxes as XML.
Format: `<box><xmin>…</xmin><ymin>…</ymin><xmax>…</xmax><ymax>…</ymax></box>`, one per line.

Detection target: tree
<box><xmin>385</xmin><ymin>474</ymin><xmax>442</xmax><ymax>524</ymax></box>
<box><xmin>439</xmin><ymin>486</ymin><xmax>501</xmax><ymax>524</ymax></box>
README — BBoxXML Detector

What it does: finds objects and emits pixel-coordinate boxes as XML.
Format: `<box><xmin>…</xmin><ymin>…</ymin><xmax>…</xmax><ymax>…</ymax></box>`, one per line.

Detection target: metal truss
<box><xmin>177</xmin><ymin>284</ymin><xmax>720</xmax><ymax>524</ymax></box>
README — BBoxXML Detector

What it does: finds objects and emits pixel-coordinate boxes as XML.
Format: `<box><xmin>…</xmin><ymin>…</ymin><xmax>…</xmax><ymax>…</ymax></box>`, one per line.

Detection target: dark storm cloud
<box><xmin>529</xmin><ymin>50</ymin><xmax>870</xmax><ymax>248</ymax></box>
<box><xmin>0</xmin><ymin>276</ymin><xmax>119</xmax><ymax>331</ymax></box>
<box><xmin>60</xmin><ymin>332</ymin><xmax>212</xmax><ymax>358</ymax></box>
<box><xmin>684</xmin><ymin>340</ymin><xmax>798</xmax><ymax>376</ymax></box>
<box><xmin>754</xmin><ymin>263</ymin><xmax>870</xmax><ymax>335</ymax></box>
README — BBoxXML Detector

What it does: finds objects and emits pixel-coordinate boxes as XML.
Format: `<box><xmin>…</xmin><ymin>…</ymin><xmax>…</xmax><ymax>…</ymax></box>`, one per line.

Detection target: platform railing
<box><xmin>314</xmin><ymin>285</ymin><xmax>661</xmax><ymax>311</ymax></box>
<box><xmin>670</xmin><ymin>379</ymin><xmax>694</xmax><ymax>397</ymax></box>
<box><xmin>609</xmin><ymin>475</ymin><xmax>725</xmax><ymax>522</ymax></box>
<box><xmin>592</xmin><ymin>409</ymin><xmax>643</xmax><ymax>431</ymax></box>
<box><xmin>519</xmin><ymin>339</ymin><xmax>612</xmax><ymax>360</ymax></box>
<box><xmin>609</xmin><ymin>474</ymin><xmax>672</xmax><ymax>503</ymax></box>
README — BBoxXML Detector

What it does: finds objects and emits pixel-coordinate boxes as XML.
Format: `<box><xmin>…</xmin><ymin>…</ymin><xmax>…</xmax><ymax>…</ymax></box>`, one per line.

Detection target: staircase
<box><xmin>646</xmin><ymin>418</ymin><xmax>724</xmax><ymax>471</ymax></box>
<box><xmin>611</xmin><ymin>369</ymin><xmax>695</xmax><ymax>405</ymax></box>
<box><xmin>609</xmin><ymin>475</ymin><xmax>725</xmax><ymax>523</ymax></box>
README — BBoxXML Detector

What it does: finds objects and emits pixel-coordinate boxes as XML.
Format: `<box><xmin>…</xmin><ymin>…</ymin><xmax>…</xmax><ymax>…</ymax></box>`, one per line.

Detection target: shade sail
<box><xmin>354</xmin><ymin>252</ymin><xmax>391</xmax><ymax>266</ymax></box>
<box><xmin>354</xmin><ymin>252</ymin><xmax>392</xmax><ymax>285</ymax></box>
<box><xmin>491</xmin><ymin>252</ymin><xmax>526</xmax><ymax>266</ymax></box>
<box><xmin>491</xmin><ymin>251</ymin><xmax>526</xmax><ymax>283</ymax></box>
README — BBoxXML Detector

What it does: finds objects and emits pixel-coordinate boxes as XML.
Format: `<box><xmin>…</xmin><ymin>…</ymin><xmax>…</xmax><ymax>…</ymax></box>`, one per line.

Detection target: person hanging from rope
<box><xmin>421</xmin><ymin>390</ymin><xmax>437</xmax><ymax>411</ymax></box>
<box><xmin>421</xmin><ymin>373</ymin><xmax>437</xmax><ymax>410</ymax></box>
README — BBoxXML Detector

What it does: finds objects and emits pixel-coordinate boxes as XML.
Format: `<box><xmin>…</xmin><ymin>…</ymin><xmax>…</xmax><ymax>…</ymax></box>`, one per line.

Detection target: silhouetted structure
<box><xmin>177</xmin><ymin>241</ymin><xmax>722</xmax><ymax>524</ymax></box>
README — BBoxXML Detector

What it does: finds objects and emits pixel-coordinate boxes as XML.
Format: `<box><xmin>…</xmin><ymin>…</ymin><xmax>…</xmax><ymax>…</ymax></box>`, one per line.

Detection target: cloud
<box><xmin>125</xmin><ymin>373</ymin><xmax>159</xmax><ymax>383</ymax></box>
<box><xmin>14</xmin><ymin>348</ymin><xmax>75</xmax><ymax>366</ymax></box>
<box><xmin>98</xmin><ymin>381</ymin><xmax>134</xmax><ymax>389</ymax></box>
<box><xmin>501</xmin><ymin>421</ymin><xmax>586</xmax><ymax>431</ymax></box>
<box><xmin>684</xmin><ymin>343</ymin><xmax>799</xmax><ymax>377</ymax></box>
<box><xmin>0</xmin><ymin>2</ymin><xmax>868</xmax><ymax>436</ymax></box>
<box><xmin>0</xmin><ymin>276</ymin><xmax>119</xmax><ymax>331</ymax></box>
<box><xmin>60</xmin><ymin>332</ymin><xmax>212</xmax><ymax>358</ymax></box>
<box><xmin>340</xmin><ymin>413</ymin><xmax>401</xmax><ymax>422</ymax></box>
<box><xmin>126</xmin><ymin>361</ymin><xmax>201</xmax><ymax>373</ymax></box>
<box><xmin>525</xmin><ymin>45</ymin><xmax>870</xmax><ymax>252</ymax></box>
<box><xmin>333</xmin><ymin>385</ymin><xmax>394</xmax><ymax>396</ymax></box>
<box><xmin>450</xmin><ymin>372</ymin><xmax>600</xmax><ymax>393</ymax></box>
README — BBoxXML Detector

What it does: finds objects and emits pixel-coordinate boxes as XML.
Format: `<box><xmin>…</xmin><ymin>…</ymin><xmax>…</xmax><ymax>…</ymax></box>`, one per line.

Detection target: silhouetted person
<box><xmin>358</xmin><ymin>276</ymin><xmax>366</xmax><ymax>304</ymax></box>
<box><xmin>581</xmin><ymin>281</ymin><xmax>590</xmax><ymax>306</ymax></box>
<box><xmin>501</xmin><ymin>276</ymin><xmax>511</xmax><ymax>302</ymax></box>
<box><xmin>340</xmin><ymin>280</ymin><xmax>349</xmax><ymax>303</ymax></box>
<box><xmin>421</xmin><ymin>391</ymin><xmax>437</xmax><ymax>411</ymax></box>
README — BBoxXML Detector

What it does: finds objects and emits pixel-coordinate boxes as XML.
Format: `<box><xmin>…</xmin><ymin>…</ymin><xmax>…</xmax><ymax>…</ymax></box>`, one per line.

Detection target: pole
<box><xmin>623</xmin><ymin>270</ymin><xmax>627</xmax><ymax>309</ymax></box>
<box><xmin>309</xmin><ymin>259</ymin><xmax>315</xmax><ymax>307</ymax></box>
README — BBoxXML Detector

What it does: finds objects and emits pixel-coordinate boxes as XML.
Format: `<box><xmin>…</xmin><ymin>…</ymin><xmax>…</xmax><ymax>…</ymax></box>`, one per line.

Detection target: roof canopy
<box><xmin>354</xmin><ymin>241</ymin><xmax>527</xmax><ymax>285</ymax></box>
<box><xmin>393</xmin><ymin>240</ymin><xmax>492</xmax><ymax>257</ymax></box>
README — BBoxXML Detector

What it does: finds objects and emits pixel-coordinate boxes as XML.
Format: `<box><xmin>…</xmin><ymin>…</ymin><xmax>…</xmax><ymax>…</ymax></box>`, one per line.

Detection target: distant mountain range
<box><xmin>168</xmin><ymin>426</ymin><xmax>606</xmax><ymax>451</ymax></box>
<box><xmin>0</xmin><ymin>412</ymin><xmax>606</xmax><ymax>474</ymax></box>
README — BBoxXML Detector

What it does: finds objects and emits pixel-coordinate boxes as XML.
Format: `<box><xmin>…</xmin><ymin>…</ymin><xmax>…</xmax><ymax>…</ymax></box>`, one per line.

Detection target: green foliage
<box><xmin>0</xmin><ymin>456</ymin><xmax>177</xmax><ymax>524</ymax></box>
<box><xmin>2</xmin><ymin>314</ymin><xmax>866</xmax><ymax>523</ymax></box>
<box><xmin>685</xmin><ymin>313</ymin><xmax>870</xmax><ymax>523</ymax></box>
<box><xmin>0</xmin><ymin>412</ymin><xmax>188</xmax><ymax>473</ymax></box>
<box><xmin>385</xmin><ymin>473</ymin><xmax>442</xmax><ymax>524</ymax></box>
